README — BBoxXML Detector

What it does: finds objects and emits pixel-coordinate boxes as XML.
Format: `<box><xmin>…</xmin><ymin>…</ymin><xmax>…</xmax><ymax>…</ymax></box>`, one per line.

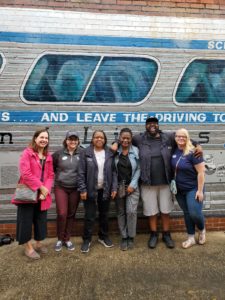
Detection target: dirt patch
<box><xmin>0</xmin><ymin>232</ymin><xmax>224</xmax><ymax>300</ymax></box>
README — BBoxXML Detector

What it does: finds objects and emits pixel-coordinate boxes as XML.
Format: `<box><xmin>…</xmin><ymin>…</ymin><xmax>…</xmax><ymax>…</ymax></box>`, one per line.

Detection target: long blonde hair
<box><xmin>176</xmin><ymin>128</ymin><xmax>194</xmax><ymax>156</ymax></box>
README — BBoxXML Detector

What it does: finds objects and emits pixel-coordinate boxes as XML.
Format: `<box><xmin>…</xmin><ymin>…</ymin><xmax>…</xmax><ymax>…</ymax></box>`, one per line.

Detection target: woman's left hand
<box><xmin>195</xmin><ymin>190</ymin><xmax>204</xmax><ymax>202</ymax></box>
<box><xmin>39</xmin><ymin>193</ymin><xmax>46</xmax><ymax>200</ymax></box>
<box><xmin>127</xmin><ymin>186</ymin><xmax>134</xmax><ymax>194</ymax></box>
<box><xmin>111</xmin><ymin>191</ymin><xmax>117</xmax><ymax>200</ymax></box>
<box><xmin>40</xmin><ymin>185</ymin><xmax>49</xmax><ymax>197</ymax></box>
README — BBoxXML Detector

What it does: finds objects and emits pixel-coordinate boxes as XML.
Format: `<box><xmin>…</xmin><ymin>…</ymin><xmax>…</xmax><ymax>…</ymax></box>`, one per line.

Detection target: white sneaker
<box><xmin>64</xmin><ymin>240</ymin><xmax>75</xmax><ymax>251</ymax></box>
<box><xmin>198</xmin><ymin>229</ymin><xmax>206</xmax><ymax>245</ymax></box>
<box><xmin>182</xmin><ymin>237</ymin><xmax>196</xmax><ymax>249</ymax></box>
<box><xmin>55</xmin><ymin>240</ymin><xmax>63</xmax><ymax>252</ymax></box>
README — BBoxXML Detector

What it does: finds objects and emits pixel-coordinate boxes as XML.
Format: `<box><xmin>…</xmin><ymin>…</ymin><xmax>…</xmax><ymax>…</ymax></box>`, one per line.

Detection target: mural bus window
<box><xmin>22</xmin><ymin>53</ymin><xmax>159</xmax><ymax>104</ymax></box>
<box><xmin>175</xmin><ymin>59</ymin><xmax>225</xmax><ymax>104</ymax></box>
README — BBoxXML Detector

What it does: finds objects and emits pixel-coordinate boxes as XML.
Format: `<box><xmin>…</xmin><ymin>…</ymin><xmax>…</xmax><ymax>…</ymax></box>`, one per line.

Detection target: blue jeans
<box><xmin>176</xmin><ymin>188</ymin><xmax>205</xmax><ymax>235</ymax></box>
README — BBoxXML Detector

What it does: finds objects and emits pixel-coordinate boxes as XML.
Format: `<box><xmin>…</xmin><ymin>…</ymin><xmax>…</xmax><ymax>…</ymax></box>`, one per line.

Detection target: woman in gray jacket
<box><xmin>115</xmin><ymin>128</ymin><xmax>140</xmax><ymax>251</ymax></box>
<box><xmin>52</xmin><ymin>131</ymin><xmax>83</xmax><ymax>252</ymax></box>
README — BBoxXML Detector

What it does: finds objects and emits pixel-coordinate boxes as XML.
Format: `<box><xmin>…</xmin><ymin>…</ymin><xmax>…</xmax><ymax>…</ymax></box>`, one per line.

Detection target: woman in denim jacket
<box><xmin>115</xmin><ymin>128</ymin><xmax>140</xmax><ymax>250</ymax></box>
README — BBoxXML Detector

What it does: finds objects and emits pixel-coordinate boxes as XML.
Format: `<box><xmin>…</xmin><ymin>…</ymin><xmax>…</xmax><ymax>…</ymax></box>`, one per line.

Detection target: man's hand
<box><xmin>194</xmin><ymin>144</ymin><xmax>203</xmax><ymax>158</ymax></box>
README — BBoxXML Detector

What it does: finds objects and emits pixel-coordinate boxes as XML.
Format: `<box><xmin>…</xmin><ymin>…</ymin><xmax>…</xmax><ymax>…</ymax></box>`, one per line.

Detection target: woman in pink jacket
<box><xmin>12</xmin><ymin>128</ymin><xmax>54</xmax><ymax>259</ymax></box>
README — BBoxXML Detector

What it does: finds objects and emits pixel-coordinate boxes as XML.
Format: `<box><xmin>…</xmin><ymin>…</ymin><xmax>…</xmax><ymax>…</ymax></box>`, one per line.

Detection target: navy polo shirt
<box><xmin>171</xmin><ymin>148</ymin><xmax>204</xmax><ymax>191</ymax></box>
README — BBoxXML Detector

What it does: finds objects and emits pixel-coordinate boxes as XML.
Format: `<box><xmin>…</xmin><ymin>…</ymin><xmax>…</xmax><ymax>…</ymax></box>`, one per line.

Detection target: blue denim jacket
<box><xmin>115</xmin><ymin>145</ymin><xmax>140</xmax><ymax>189</ymax></box>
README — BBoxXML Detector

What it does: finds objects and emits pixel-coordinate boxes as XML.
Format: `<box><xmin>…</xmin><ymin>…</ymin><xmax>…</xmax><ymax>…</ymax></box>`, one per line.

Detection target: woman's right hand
<box><xmin>80</xmin><ymin>192</ymin><xmax>87</xmax><ymax>201</ymax></box>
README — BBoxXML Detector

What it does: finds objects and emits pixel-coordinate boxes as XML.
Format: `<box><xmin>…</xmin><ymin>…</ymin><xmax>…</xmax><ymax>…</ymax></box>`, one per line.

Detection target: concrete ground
<box><xmin>0</xmin><ymin>232</ymin><xmax>224</xmax><ymax>300</ymax></box>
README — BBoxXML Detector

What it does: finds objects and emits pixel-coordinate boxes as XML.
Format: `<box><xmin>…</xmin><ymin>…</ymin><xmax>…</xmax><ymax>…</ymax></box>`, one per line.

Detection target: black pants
<box><xmin>83</xmin><ymin>189</ymin><xmax>110</xmax><ymax>242</ymax></box>
<box><xmin>16</xmin><ymin>202</ymin><xmax>47</xmax><ymax>245</ymax></box>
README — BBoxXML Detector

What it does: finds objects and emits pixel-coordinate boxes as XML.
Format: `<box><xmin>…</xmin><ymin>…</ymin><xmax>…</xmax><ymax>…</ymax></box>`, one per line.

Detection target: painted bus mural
<box><xmin>1</xmin><ymin>7</ymin><xmax>225</xmax><ymax>221</ymax></box>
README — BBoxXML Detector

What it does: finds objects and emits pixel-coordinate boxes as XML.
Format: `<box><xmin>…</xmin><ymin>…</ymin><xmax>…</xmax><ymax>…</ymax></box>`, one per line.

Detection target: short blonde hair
<box><xmin>175</xmin><ymin>128</ymin><xmax>194</xmax><ymax>156</ymax></box>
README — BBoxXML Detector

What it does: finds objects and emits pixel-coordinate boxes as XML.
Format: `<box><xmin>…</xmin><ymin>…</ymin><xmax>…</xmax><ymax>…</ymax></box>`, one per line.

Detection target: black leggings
<box><xmin>16</xmin><ymin>202</ymin><xmax>47</xmax><ymax>245</ymax></box>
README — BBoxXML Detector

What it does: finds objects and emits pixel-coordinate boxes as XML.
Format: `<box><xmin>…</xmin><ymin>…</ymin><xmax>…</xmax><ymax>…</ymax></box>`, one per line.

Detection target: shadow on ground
<box><xmin>0</xmin><ymin>232</ymin><xmax>224</xmax><ymax>300</ymax></box>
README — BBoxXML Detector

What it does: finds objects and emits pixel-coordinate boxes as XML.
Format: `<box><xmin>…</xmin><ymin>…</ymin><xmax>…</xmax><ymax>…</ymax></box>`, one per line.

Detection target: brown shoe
<box><xmin>25</xmin><ymin>250</ymin><xmax>40</xmax><ymax>260</ymax></box>
<box><xmin>35</xmin><ymin>245</ymin><xmax>48</xmax><ymax>254</ymax></box>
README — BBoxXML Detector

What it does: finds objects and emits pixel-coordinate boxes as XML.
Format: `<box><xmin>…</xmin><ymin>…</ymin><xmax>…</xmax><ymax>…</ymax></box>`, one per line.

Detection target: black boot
<box><xmin>162</xmin><ymin>231</ymin><xmax>175</xmax><ymax>249</ymax></box>
<box><xmin>148</xmin><ymin>231</ymin><xmax>158</xmax><ymax>249</ymax></box>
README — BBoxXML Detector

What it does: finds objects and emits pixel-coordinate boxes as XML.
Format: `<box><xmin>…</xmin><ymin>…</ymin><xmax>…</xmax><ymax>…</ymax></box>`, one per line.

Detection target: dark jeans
<box><xmin>16</xmin><ymin>202</ymin><xmax>47</xmax><ymax>245</ymax></box>
<box><xmin>55</xmin><ymin>186</ymin><xmax>80</xmax><ymax>241</ymax></box>
<box><xmin>176</xmin><ymin>188</ymin><xmax>205</xmax><ymax>235</ymax></box>
<box><xmin>83</xmin><ymin>189</ymin><xmax>110</xmax><ymax>242</ymax></box>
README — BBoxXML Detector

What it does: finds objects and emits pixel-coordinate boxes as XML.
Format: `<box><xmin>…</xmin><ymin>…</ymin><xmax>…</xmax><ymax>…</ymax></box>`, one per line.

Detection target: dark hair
<box><xmin>91</xmin><ymin>130</ymin><xmax>107</xmax><ymax>147</ymax></box>
<box><xmin>119</xmin><ymin>128</ymin><xmax>133</xmax><ymax>137</ymax></box>
<box><xmin>62</xmin><ymin>136</ymin><xmax>80</xmax><ymax>148</ymax></box>
<box><xmin>29</xmin><ymin>127</ymin><xmax>49</xmax><ymax>156</ymax></box>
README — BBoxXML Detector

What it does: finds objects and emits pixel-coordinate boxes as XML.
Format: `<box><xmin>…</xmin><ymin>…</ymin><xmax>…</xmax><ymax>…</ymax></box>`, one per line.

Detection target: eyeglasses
<box><xmin>175</xmin><ymin>135</ymin><xmax>187</xmax><ymax>139</ymax></box>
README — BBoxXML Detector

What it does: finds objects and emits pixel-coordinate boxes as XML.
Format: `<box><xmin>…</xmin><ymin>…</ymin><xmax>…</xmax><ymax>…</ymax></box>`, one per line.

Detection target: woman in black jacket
<box><xmin>78</xmin><ymin>130</ymin><xmax>117</xmax><ymax>253</ymax></box>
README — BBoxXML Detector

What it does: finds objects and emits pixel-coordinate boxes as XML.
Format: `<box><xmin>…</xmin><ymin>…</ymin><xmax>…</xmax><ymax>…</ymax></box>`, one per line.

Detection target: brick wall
<box><xmin>1</xmin><ymin>216</ymin><xmax>225</xmax><ymax>238</ymax></box>
<box><xmin>0</xmin><ymin>0</ymin><xmax>225</xmax><ymax>18</ymax></box>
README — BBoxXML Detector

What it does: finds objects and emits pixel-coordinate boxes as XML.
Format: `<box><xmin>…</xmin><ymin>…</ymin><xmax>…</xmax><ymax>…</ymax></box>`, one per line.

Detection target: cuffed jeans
<box><xmin>176</xmin><ymin>188</ymin><xmax>205</xmax><ymax>235</ymax></box>
<box><xmin>116</xmin><ymin>187</ymin><xmax>139</xmax><ymax>239</ymax></box>
<box><xmin>83</xmin><ymin>189</ymin><xmax>110</xmax><ymax>242</ymax></box>
<box><xmin>55</xmin><ymin>186</ymin><xmax>80</xmax><ymax>242</ymax></box>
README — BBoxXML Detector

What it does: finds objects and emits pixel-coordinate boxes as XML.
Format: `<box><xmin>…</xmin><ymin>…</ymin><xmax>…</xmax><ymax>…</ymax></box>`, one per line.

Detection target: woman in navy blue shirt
<box><xmin>171</xmin><ymin>128</ymin><xmax>206</xmax><ymax>249</ymax></box>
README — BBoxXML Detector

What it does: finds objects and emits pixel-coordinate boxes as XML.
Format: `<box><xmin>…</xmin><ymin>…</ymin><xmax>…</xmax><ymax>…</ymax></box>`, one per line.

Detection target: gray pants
<box><xmin>116</xmin><ymin>187</ymin><xmax>140</xmax><ymax>238</ymax></box>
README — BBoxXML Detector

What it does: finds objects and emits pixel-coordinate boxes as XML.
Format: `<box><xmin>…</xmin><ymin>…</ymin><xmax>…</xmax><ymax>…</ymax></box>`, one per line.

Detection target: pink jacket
<box><xmin>12</xmin><ymin>147</ymin><xmax>54</xmax><ymax>211</ymax></box>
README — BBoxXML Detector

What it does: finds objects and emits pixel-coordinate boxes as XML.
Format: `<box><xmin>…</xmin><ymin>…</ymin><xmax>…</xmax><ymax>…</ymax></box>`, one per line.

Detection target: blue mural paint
<box><xmin>176</xmin><ymin>59</ymin><xmax>225</xmax><ymax>104</ymax></box>
<box><xmin>23</xmin><ymin>54</ymin><xmax>158</xmax><ymax>103</ymax></box>
<box><xmin>0</xmin><ymin>31</ymin><xmax>224</xmax><ymax>51</ymax></box>
<box><xmin>1</xmin><ymin>111</ymin><xmax>225</xmax><ymax>124</ymax></box>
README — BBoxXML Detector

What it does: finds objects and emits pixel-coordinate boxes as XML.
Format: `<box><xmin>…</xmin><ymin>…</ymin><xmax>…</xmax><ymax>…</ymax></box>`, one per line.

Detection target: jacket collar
<box><xmin>86</xmin><ymin>144</ymin><xmax>113</xmax><ymax>158</ymax></box>
<box><xmin>27</xmin><ymin>147</ymin><xmax>51</xmax><ymax>162</ymax></box>
<box><xmin>63</xmin><ymin>146</ymin><xmax>82</xmax><ymax>155</ymax></box>
<box><xmin>118</xmin><ymin>145</ymin><xmax>138</xmax><ymax>158</ymax></box>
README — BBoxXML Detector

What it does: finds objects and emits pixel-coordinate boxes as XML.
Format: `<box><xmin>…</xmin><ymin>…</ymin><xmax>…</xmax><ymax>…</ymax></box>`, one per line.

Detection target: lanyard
<box><xmin>174</xmin><ymin>155</ymin><xmax>183</xmax><ymax>180</ymax></box>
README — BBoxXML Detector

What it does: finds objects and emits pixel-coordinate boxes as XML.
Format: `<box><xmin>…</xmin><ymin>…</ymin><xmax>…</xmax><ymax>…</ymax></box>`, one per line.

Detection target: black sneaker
<box><xmin>148</xmin><ymin>232</ymin><xmax>158</xmax><ymax>249</ymax></box>
<box><xmin>81</xmin><ymin>240</ymin><xmax>91</xmax><ymax>253</ymax></box>
<box><xmin>120</xmin><ymin>238</ymin><xmax>128</xmax><ymax>251</ymax></box>
<box><xmin>127</xmin><ymin>237</ymin><xmax>134</xmax><ymax>250</ymax></box>
<box><xmin>162</xmin><ymin>232</ymin><xmax>175</xmax><ymax>249</ymax></box>
<box><xmin>98</xmin><ymin>237</ymin><xmax>114</xmax><ymax>248</ymax></box>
